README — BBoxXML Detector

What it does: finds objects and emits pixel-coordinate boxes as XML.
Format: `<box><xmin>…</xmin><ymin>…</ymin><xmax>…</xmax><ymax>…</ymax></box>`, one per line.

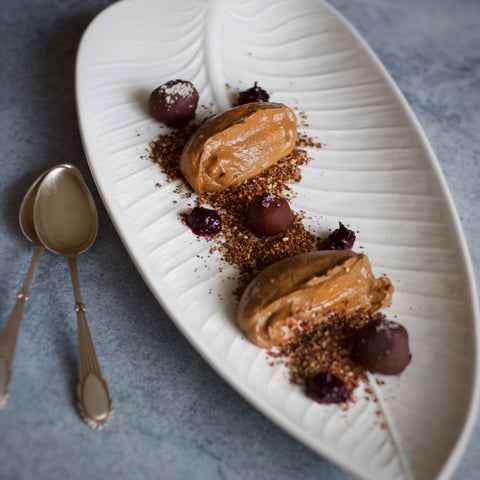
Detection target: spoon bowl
<box><xmin>33</xmin><ymin>167</ymin><xmax>98</xmax><ymax>256</ymax></box>
<box><xmin>18</xmin><ymin>176</ymin><xmax>44</xmax><ymax>245</ymax></box>
<box><xmin>34</xmin><ymin>164</ymin><xmax>112</xmax><ymax>429</ymax></box>
<box><xmin>19</xmin><ymin>164</ymin><xmax>82</xmax><ymax>245</ymax></box>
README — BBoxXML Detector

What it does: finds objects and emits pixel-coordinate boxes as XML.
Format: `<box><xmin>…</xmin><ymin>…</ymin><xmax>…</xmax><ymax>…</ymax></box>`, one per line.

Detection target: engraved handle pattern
<box><xmin>0</xmin><ymin>244</ymin><xmax>44</xmax><ymax>407</ymax></box>
<box><xmin>68</xmin><ymin>255</ymin><xmax>113</xmax><ymax>429</ymax></box>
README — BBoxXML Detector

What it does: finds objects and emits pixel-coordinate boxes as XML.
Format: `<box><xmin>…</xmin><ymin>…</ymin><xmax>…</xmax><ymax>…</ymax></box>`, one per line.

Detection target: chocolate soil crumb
<box><xmin>270</xmin><ymin>313</ymin><xmax>386</xmax><ymax>403</ymax></box>
<box><xmin>150</xmin><ymin>124</ymin><xmax>198</xmax><ymax>185</ymax></box>
<box><xmin>150</xmin><ymin>124</ymin><xmax>322</xmax><ymax>296</ymax></box>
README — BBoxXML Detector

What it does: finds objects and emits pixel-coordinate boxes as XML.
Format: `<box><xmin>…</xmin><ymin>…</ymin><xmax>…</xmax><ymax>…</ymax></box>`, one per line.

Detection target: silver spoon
<box><xmin>0</xmin><ymin>164</ymin><xmax>81</xmax><ymax>407</ymax></box>
<box><xmin>33</xmin><ymin>164</ymin><xmax>112</xmax><ymax>429</ymax></box>
<box><xmin>0</xmin><ymin>172</ymin><xmax>47</xmax><ymax>406</ymax></box>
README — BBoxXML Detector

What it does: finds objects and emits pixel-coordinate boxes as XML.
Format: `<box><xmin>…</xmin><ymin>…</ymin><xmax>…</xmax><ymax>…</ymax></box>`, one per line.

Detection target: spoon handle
<box><xmin>0</xmin><ymin>244</ymin><xmax>44</xmax><ymax>408</ymax></box>
<box><xmin>67</xmin><ymin>255</ymin><xmax>113</xmax><ymax>429</ymax></box>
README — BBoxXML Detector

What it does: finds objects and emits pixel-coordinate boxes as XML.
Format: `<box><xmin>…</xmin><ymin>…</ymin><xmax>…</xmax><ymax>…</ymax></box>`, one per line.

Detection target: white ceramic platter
<box><xmin>75</xmin><ymin>0</ymin><xmax>480</xmax><ymax>478</ymax></box>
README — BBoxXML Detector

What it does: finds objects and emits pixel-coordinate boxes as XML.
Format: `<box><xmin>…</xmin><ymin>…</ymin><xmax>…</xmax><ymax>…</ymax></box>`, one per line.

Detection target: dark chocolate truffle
<box><xmin>354</xmin><ymin>319</ymin><xmax>411</xmax><ymax>375</ymax></box>
<box><xmin>149</xmin><ymin>79</ymin><xmax>199</xmax><ymax>128</ymax></box>
<box><xmin>247</xmin><ymin>193</ymin><xmax>293</xmax><ymax>237</ymax></box>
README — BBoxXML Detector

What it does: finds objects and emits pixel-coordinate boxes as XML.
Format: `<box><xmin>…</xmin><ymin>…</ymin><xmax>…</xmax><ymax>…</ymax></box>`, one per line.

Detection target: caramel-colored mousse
<box><xmin>179</xmin><ymin>102</ymin><xmax>297</xmax><ymax>194</ymax></box>
<box><xmin>237</xmin><ymin>250</ymin><xmax>394</xmax><ymax>349</ymax></box>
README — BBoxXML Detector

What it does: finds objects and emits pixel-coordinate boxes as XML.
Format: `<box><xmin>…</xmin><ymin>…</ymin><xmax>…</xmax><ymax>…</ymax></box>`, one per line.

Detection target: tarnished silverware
<box><xmin>33</xmin><ymin>164</ymin><xmax>112</xmax><ymax>429</ymax></box>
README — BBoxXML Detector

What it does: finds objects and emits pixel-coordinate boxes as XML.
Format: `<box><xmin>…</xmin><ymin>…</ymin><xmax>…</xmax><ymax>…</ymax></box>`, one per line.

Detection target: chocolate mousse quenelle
<box><xmin>179</xmin><ymin>102</ymin><xmax>297</xmax><ymax>194</ymax></box>
<box><xmin>236</xmin><ymin>249</ymin><xmax>393</xmax><ymax>349</ymax></box>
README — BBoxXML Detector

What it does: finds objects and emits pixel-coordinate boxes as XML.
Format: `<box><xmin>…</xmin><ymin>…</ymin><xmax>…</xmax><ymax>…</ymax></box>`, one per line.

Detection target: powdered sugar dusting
<box><xmin>261</xmin><ymin>192</ymin><xmax>282</xmax><ymax>207</ymax></box>
<box><xmin>161</xmin><ymin>81</ymin><xmax>195</xmax><ymax>105</ymax></box>
<box><xmin>375</xmin><ymin>320</ymin><xmax>401</xmax><ymax>332</ymax></box>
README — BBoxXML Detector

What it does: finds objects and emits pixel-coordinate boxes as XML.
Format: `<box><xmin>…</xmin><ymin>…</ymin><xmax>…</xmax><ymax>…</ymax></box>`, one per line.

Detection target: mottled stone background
<box><xmin>0</xmin><ymin>0</ymin><xmax>478</xmax><ymax>479</ymax></box>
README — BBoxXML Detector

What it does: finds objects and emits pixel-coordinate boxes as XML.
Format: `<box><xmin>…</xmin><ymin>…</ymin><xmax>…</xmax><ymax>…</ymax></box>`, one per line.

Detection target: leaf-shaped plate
<box><xmin>75</xmin><ymin>0</ymin><xmax>480</xmax><ymax>478</ymax></box>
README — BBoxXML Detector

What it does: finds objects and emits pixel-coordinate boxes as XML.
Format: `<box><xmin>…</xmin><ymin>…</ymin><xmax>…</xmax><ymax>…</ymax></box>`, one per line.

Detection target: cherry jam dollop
<box><xmin>186</xmin><ymin>207</ymin><xmax>222</xmax><ymax>236</ymax></box>
<box><xmin>321</xmin><ymin>222</ymin><xmax>356</xmax><ymax>250</ymax></box>
<box><xmin>305</xmin><ymin>372</ymin><xmax>349</xmax><ymax>404</ymax></box>
<box><xmin>238</xmin><ymin>82</ymin><xmax>270</xmax><ymax>105</ymax></box>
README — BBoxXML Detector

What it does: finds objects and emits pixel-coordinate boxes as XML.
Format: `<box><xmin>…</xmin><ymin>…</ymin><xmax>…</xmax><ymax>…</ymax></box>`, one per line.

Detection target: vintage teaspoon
<box><xmin>0</xmin><ymin>171</ymin><xmax>47</xmax><ymax>406</ymax></box>
<box><xmin>0</xmin><ymin>164</ymin><xmax>80</xmax><ymax>407</ymax></box>
<box><xmin>33</xmin><ymin>164</ymin><xmax>112</xmax><ymax>429</ymax></box>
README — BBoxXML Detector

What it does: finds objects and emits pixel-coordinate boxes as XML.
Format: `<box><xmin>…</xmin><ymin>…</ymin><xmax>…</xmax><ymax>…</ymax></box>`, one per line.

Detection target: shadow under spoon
<box><xmin>33</xmin><ymin>164</ymin><xmax>113</xmax><ymax>429</ymax></box>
